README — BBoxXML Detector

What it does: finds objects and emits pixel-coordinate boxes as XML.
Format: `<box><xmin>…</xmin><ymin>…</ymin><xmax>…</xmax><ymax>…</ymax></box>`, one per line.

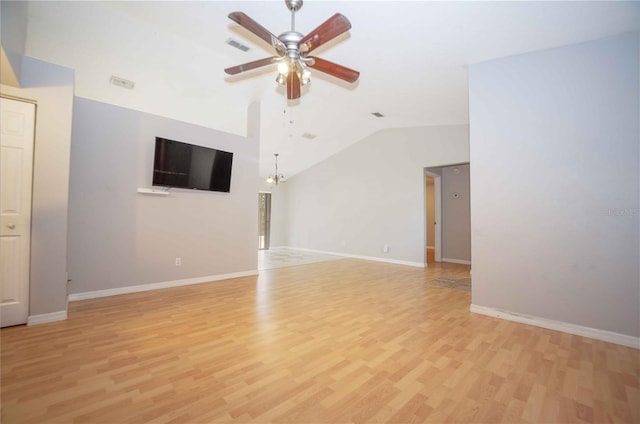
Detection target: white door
<box><xmin>1</xmin><ymin>97</ymin><xmax>35</xmax><ymax>327</ymax></box>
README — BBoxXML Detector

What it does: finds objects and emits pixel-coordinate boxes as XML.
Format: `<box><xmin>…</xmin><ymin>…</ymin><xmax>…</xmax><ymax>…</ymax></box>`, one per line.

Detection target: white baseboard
<box><xmin>442</xmin><ymin>258</ymin><xmax>472</xmax><ymax>265</ymax></box>
<box><xmin>284</xmin><ymin>246</ymin><xmax>425</xmax><ymax>268</ymax></box>
<box><xmin>470</xmin><ymin>304</ymin><xmax>639</xmax><ymax>349</ymax></box>
<box><xmin>28</xmin><ymin>310</ymin><xmax>68</xmax><ymax>325</ymax></box>
<box><xmin>68</xmin><ymin>270</ymin><xmax>259</xmax><ymax>302</ymax></box>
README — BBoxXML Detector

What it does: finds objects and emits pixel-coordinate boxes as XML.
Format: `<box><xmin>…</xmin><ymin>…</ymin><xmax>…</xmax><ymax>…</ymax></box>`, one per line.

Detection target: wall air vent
<box><xmin>301</xmin><ymin>133</ymin><xmax>317</xmax><ymax>140</ymax></box>
<box><xmin>371</xmin><ymin>112</ymin><xmax>384</xmax><ymax>118</ymax></box>
<box><xmin>226</xmin><ymin>38</ymin><xmax>250</xmax><ymax>52</ymax></box>
<box><xmin>110</xmin><ymin>75</ymin><xmax>135</xmax><ymax>90</ymax></box>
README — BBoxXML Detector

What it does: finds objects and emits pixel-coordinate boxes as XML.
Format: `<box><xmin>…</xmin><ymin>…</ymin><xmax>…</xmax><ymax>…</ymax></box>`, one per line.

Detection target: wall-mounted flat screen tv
<box><xmin>153</xmin><ymin>137</ymin><xmax>233</xmax><ymax>192</ymax></box>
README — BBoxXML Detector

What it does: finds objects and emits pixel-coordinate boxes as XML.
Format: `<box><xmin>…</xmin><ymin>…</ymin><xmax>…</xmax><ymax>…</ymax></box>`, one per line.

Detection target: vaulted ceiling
<box><xmin>23</xmin><ymin>1</ymin><xmax>640</xmax><ymax>177</ymax></box>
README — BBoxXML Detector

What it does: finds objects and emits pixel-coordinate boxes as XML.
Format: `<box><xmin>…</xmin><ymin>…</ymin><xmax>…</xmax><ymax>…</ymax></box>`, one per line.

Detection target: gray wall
<box><xmin>283</xmin><ymin>125</ymin><xmax>469</xmax><ymax>265</ymax></box>
<box><xmin>442</xmin><ymin>164</ymin><xmax>471</xmax><ymax>262</ymax></box>
<box><xmin>0</xmin><ymin>57</ymin><xmax>75</xmax><ymax>316</ymax></box>
<box><xmin>68</xmin><ymin>97</ymin><xmax>259</xmax><ymax>294</ymax></box>
<box><xmin>469</xmin><ymin>33</ymin><xmax>640</xmax><ymax>337</ymax></box>
<box><xmin>0</xmin><ymin>1</ymin><xmax>28</xmax><ymax>86</ymax></box>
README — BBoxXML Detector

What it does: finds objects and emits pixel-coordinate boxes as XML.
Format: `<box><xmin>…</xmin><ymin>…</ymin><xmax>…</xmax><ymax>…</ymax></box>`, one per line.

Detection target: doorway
<box><xmin>1</xmin><ymin>97</ymin><xmax>36</xmax><ymax>327</ymax></box>
<box><xmin>426</xmin><ymin>176</ymin><xmax>436</xmax><ymax>264</ymax></box>
<box><xmin>424</xmin><ymin>170</ymin><xmax>442</xmax><ymax>265</ymax></box>
<box><xmin>424</xmin><ymin>164</ymin><xmax>471</xmax><ymax>268</ymax></box>
<box><xmin>258</xmin><ymin>192</ymin><xmax>272</xmax><ymax>250</ymax></box>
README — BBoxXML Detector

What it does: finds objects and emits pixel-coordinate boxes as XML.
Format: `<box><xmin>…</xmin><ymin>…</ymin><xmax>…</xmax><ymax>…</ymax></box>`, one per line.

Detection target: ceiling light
<box><xmin>276</xmin><ymin>73</ymin><xmax>286</xmax><ymax>85</ymax></box>
<box><xmin>266</xmin><ymin>153</ymin><xmax>285</xmax><ymax>185</ymax></box>
<box><xmin>277</xmin><ymin>62</ymin><xmax>289</xmax><ymax>75</ymax></box>
<box><xmin>299</xmin><ymin>62</ymin><xmax>311</xmax><ymax>81</ymax></box>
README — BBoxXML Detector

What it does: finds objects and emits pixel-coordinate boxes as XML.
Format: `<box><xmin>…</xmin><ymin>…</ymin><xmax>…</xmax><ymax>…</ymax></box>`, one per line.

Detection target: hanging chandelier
<box><xmin>266</xmin><ymin>153</ymin><xmax>286</xmax><ymax>185</ymax></box>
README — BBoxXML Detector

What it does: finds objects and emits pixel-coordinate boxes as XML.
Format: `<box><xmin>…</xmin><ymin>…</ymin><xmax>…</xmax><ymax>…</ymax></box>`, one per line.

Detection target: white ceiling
<box><xmin>23</xmin><ymin>1</ymin><xmax>640</xmax><ymax>178</ymax></box>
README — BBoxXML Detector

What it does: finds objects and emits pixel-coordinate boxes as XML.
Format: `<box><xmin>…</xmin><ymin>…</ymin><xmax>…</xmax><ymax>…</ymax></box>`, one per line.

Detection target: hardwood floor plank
<box><xmin>2</xmin><ymin>259</ymin><xmax>638</xmax><ymax>423</ymax></box>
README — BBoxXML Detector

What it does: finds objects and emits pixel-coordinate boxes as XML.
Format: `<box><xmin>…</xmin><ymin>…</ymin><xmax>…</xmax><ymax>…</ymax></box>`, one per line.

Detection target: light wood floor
<box><xmin>2</xmin><ymin>259</ymin><xmax>638</xmax><ymax>423</ymax></box>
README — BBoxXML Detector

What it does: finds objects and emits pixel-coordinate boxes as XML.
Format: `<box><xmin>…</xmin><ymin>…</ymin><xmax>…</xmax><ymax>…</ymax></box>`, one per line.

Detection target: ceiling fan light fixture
<box><xmin>299</xmin><ymin>64</ymin><xmax>311</xmax><ymax>81</ymax></box>
<box><xmin>276</xmin><ymin>73</ymin><xmax>286</xmax><ymax>85</ymax></box>
<box><xmin>277</xmin><ymin>61</ymin><xmax>290</xmax><ymax>75</ymax></box>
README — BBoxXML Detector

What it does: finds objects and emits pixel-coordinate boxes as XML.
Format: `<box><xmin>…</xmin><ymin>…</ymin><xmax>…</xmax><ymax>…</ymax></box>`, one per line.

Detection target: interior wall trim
<box><xmin>470</xmin><ymin>304</ymin><xmax>640</xmax><ymax>349</ymax></box>
<box><xmin>442</xmin><ymin>258</ymin><xmax>472</xmax><ymax>265</ymax></box>
<box><xmin>68</xmin><ymin>270</ymin><xmax>259</xmax><ymax>302</ymax></box>
<box><xmin>281</xmin><ymin>246</ymin><xmax>425</xmax><ymax>268</ymax></box>
<box><xmin>27</xmin><ymin>310</ymin><xmax>68</xmax><ymax>325</ymax></box>
<box><xmin>0</xmin><ymin>93</ymin><xmax>37</xmax><ymax>104</ymax></box>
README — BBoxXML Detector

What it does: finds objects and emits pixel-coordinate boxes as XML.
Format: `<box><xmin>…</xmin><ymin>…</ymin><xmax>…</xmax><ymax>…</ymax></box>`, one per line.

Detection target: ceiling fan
<box><xmin>224</xmin><ymin>0</ymin><xmax>360</xmax><ymax>100</ymax></box>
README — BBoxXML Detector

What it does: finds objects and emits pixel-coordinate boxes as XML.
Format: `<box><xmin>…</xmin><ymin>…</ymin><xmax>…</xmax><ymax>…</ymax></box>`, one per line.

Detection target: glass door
<box><xmin>258</xmin><ymin>192</ymin><xmax>271</xmax><ymax>250</ymax></box>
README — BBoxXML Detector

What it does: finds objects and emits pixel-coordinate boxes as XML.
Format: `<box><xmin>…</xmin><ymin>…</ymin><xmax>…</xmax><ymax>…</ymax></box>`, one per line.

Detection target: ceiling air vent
<box><xmin>226</xmin><ymin>38</ymin><xmax>250</xmax><ymax>52</ymax></box>
<box><xmin>301</xmin><ymin>133</ymin><xmax>317</xmax><ymax>140</ymax></box>
<box><xmin>110</xmin><ymin>75</ymin><xmax>135</xmax><ymax>90</ymax></box>
<box><xmin>371</xmin><ymin>112</ymin><xmax>384</xmax><ymax>118</ymax></box>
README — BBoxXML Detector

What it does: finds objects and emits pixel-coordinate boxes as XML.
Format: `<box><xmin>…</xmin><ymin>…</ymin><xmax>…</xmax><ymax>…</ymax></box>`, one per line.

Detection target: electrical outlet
<box><xmin>175</xmin><ymin>257</ymin><xmax>182</xmax><ymax>266</ymax></box>
<box><xmin>383</xmin><ymin>244</ymin><xmax>389</xmax><ymax>253</ymax></box>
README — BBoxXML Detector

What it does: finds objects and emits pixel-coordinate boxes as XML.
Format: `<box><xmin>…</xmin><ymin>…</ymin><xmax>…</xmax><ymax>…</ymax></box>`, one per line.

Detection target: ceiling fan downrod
<box><xmin>285</xmin><ymin>0</ymin><xmax>303</xmax><ymax>31</ymax></box>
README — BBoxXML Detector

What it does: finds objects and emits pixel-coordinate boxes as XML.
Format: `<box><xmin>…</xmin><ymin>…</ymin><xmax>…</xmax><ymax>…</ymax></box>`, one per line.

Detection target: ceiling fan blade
<box><xmin>298</xmin><ymin>13</ymin><xmax>351</xmax><ymax>54</ymax></box>
<box><xmin>228</xmin><ymin>12</ymin><xmax>286</xmax><ymax>54</ymax></box>
<box><xmin>224</xmin><ymin>57</ymin><xmax>279</xmax><ymax>75</ymax></box>
<box><xmin>287</xmin><ymin>72</ymin><xmax>301</xmax><ymax>100</ymax></box>
<box><xmin>308</xmin><ymin>57</ymin><xmax>359</xmax><ymax>83</ymax></box>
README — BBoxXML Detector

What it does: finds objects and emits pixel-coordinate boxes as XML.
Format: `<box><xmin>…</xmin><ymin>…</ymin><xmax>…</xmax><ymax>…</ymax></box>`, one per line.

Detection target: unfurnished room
<box><xmin>1</xmin><ymin>1</ymin><xmax>639</xmax><ymax>423</ymax></box>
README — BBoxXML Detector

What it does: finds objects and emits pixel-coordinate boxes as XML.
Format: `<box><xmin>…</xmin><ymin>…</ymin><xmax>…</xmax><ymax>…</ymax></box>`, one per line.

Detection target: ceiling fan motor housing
<box><xmin>279</xmin><ymin>31</ymin><xmax>305</xmax><ymax>62</ymax></box>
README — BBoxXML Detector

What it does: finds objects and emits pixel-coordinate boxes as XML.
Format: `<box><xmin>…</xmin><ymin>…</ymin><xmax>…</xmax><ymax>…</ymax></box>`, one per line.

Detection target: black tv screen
<box><xmin>153</xmin><ymin>137</ymin><xmax>233</xmax><ymax>192</ymax></box>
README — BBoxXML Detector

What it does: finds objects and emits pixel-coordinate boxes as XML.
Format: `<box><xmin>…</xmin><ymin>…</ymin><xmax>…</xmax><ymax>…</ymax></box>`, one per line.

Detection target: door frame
<box><xmin>424</xmin><ymin>162</ymin><xmax>472</xmax><ymax>269</ymax></box>
<box><xmin>424</xmin><ymin>170</ymin><xmax>442</xmax><ymax>265</ymax></box>
<box><xmin>258</xmin><ymin>191</ymin><xmax>272</xmax><ymax>250</ymax></box>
